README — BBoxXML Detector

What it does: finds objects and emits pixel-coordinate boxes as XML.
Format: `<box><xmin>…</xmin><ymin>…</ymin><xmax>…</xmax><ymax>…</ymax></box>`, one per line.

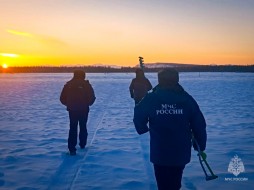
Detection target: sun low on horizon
<box><xmin>2</xmin><ymin>63</ymin><xmax>8</xmax><ymax>69</ymax></box>
<box><xmin>1</xmin><ymin>0</ymin><xmax>254</xmax><ymax>67</ymax></box>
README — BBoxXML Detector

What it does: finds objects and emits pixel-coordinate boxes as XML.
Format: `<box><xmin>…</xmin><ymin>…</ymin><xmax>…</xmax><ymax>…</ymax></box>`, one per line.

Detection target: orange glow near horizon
<box><xmin>1</xmin><ymin>30</ymin><xmax>253</xmax><ymax>67</ymax></box>
<box><xmin>0</xmin><ymin>1</ymin><xmax>253</xmax><ymax>67</ymax></box>
<box><xmin>0</xmin><ymin>53</ymin><xmax>253</xmax><ymax>67</ymax></box>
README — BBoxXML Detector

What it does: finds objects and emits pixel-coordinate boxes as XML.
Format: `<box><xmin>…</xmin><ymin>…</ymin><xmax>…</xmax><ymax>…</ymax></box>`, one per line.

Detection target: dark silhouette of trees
<box><xmin>1</xmin><ymin>64</ymin><xmax>254</xmax><ymax>73</ymax></box>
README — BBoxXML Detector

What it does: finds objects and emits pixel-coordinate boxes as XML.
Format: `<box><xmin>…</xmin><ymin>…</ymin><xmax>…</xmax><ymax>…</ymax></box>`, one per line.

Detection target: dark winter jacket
<box><xmin>60</xmin><ymin>79</ymin><xmax>96</xmax><ymax>112</ymax></box>
<box><xmin>133</xmin><ymin>84</ymin><xmax>206</xmax><ymax>166</ymax></box>
<box><xmin>129</xmin><ymin>77</ymin><xmax>152</xmax><ymax>102</ymax></box>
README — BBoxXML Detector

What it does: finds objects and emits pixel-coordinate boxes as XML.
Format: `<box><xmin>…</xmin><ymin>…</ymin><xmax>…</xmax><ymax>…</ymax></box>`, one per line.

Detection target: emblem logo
<box><xmin>228</xmin><ymin>155</ymin><xmax>245</xmax><ymax>177</ymax></box>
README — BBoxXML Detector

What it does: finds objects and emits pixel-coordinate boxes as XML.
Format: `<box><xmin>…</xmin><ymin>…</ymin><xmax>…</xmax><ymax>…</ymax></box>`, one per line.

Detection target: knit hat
<box><xmin>158</xmin><ymin>68</ymin><xmax>179</xmax><ymax>87</ymax></box>
<box><xmin>73</xmin><ymin>70</ymin><xmax>85</xmax><ymax>79</ymax></box>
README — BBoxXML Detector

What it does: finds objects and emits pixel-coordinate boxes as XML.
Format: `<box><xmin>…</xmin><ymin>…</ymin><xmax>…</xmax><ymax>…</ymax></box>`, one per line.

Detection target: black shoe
<box><xmin>70</xmin><ymin>151</ymin><xmax>76</xmax><ymax>156</ymax></box>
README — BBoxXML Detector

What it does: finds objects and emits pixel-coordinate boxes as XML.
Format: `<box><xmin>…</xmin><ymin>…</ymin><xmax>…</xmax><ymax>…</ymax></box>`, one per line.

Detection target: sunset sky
<box><xmin>1</xmin><ymin>0</ymin><xmax>254</xmax><ymax>67</ymax></box>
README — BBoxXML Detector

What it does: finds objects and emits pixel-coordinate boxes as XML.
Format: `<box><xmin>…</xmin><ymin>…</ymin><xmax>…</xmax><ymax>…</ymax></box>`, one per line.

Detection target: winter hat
<box><xmin>158</xmin><ymin>68</ymin><xmax>179</xmax><ymax>87</ymax></box>
<box><xmin>73</xmin><ymin>70</ymin><xmax>86</xmax><ymax>79</ymax></box>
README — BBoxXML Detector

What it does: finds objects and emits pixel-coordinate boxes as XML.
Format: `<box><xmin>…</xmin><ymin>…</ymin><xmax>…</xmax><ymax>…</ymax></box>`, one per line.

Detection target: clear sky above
<box><xmin>1</xmin><ymin>0</ymin><xmax>254</xmax><ymax>67</ymax></box>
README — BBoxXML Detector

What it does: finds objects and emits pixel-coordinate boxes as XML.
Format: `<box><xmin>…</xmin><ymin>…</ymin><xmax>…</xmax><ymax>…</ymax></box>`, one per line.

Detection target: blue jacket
<box><xmin>133</xmin><ymin>84</ymin><xmax>206</xmax><ymax>166</ymax></box>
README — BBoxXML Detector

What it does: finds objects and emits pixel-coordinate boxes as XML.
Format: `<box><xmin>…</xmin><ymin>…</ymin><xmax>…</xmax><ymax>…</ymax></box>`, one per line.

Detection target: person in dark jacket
<box><xmin>129</xmin><ymin>68</ymin><xmax>152</xmax><ymax>105</ymax></box>
<box><xmin>133</xmin><ymin>68</ymin><xmax>207</xmax><ymax>190</ymax></box>
<box><xmin>60</xmin><ymin>70</ymin><xmax>96</xmax><ymax>155</ymax></box>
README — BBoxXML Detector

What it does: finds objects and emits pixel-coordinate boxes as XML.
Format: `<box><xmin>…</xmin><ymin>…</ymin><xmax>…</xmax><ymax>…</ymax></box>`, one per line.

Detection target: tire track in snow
<box><xmin>68</xmin><ymin>112</ymin><xmax>106</xmax><ymax>190</ymax></box>
<box><xmin>47</xmin><ymin>92</ymin><xmax>112</xmax><ymax>190</ymax></box>
<box><xmin>46</xmin><ymin>110</ymin><xmax>106</xmax><ymax>190</ymax></box>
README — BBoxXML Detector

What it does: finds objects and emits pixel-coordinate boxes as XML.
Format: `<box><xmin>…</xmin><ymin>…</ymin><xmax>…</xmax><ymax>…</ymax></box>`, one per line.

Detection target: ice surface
<box><xmin>0</xmin><ymin>72</ymin><xmax>253</xmax><ymax>189</ymax></box>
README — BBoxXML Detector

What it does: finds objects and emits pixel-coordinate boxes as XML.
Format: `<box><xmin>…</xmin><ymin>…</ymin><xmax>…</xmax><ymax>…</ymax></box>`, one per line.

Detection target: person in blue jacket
<box><xmin>60</xmin><ymin>70</ymin><xmax>96</xmax><ymax>155</ymax></box>
<box><xmin>133</xmin><ymin>68</ymin><xmax>207</xmax><ymax>190</ymax></box>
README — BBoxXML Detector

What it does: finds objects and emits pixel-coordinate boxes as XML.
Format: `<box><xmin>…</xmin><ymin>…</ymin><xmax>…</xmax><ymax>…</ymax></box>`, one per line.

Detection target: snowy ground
<box><xmin>0</xmin><ymin>72</ymin><xmax>253</xmax><ymax>190</ymax></box>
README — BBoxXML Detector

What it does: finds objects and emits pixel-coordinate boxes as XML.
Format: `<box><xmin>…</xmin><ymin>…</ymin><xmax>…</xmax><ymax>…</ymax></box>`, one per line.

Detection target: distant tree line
<box><xmin>1</xmin><ymin>65</ymin><xmax>254</xmax><ymax>73</ymax></box>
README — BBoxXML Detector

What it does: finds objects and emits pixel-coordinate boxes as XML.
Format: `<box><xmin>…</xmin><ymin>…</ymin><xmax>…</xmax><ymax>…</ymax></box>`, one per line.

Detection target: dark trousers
<box><xmin>68</xmin><ymin>111</ymin><xmax>88</xmax><ymax>152</ymax></box>
<box><xmin>153</xmin><ymin>164</ymin><xmax>185</xmax><ymax>190</ymax></box>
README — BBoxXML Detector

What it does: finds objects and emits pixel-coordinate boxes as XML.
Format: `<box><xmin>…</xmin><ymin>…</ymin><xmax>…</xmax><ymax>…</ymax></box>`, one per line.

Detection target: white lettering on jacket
<box><xmin>156</xmin><ymin>104</ymin><xmax>183</xmax><ymax>115</ymax></box>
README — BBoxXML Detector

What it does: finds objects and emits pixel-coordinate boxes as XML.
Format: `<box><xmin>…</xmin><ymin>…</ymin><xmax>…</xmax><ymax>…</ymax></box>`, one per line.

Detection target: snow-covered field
<box><xmin>0</xmin><ymin>72</ymin><xmax>253</xmax><ymax>190</ymax></box>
